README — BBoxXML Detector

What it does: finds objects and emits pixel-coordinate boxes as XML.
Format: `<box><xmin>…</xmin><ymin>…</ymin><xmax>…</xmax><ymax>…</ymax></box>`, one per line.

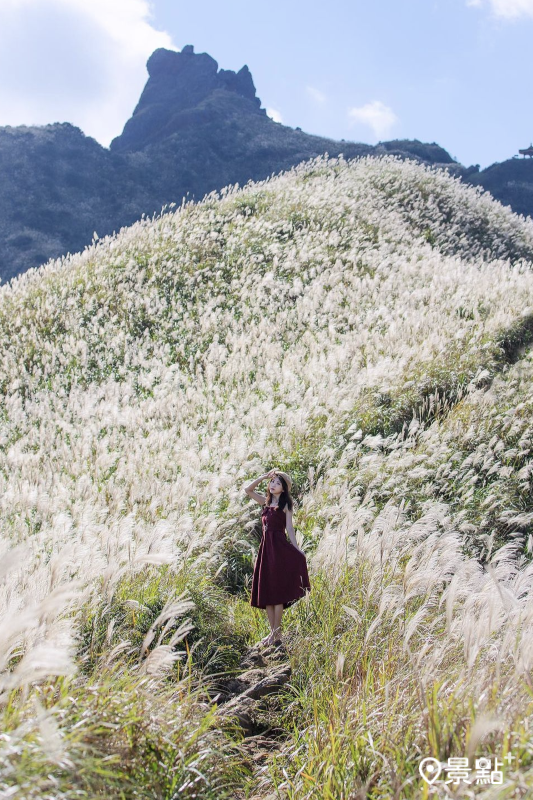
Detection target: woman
<box><xmin>244</xmin><ymin>468</ymin><xmax>311</xmax><ymax>648</ymax></box>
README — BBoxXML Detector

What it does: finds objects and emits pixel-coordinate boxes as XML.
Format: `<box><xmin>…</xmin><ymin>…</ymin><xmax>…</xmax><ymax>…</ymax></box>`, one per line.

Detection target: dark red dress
<box><xmin>250</xmin><ymin>504</ymin><xmax>311</xmax><ymax>610</ymax></box>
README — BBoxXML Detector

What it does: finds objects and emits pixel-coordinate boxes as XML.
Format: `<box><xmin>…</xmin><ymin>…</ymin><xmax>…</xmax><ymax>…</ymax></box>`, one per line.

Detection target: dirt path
<box><xmin>208</xmin><ymin>639</ymin><xmax>293</xmax><ymax>799</ymax></box>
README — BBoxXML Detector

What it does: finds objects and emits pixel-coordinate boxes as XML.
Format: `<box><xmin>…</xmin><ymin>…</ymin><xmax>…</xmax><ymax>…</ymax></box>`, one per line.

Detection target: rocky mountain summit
<box><xmin>0</xmin><ymin>43</ymin><xmax>530</xmax><ymax>284</ymax></box>
<box><xmin>110</xmin><ymin>45</ymin><xmax>264</xmax><ymax>153</ymax></box>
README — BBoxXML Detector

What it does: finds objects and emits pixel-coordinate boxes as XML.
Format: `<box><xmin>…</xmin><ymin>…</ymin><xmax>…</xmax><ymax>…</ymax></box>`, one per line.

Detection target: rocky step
<box><xmin>210</xmin><ymin>641</ymin><xmax>292</xmax><ymax>738</ymax></box>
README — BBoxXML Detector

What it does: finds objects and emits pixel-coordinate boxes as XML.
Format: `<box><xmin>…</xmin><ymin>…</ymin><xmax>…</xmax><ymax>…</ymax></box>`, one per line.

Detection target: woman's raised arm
<box><xmin>244</xmin><ymin>471</ymin><xmax>275</xmax><ymax>505</ymax></box>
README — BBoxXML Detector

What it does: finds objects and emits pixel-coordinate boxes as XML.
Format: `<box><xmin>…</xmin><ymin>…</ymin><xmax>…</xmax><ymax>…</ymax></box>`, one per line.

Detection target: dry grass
<box><xmin>1</xmin><ymin>153</ymin><xmax>533</xmax><ymax>795</ymax></box>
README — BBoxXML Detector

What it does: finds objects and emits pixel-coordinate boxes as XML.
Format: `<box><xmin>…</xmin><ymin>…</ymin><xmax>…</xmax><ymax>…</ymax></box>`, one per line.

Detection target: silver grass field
<box><xmin>1</xmin><ymin>153</ymin><xmax>533</xmax><ymax>797</ymax></box>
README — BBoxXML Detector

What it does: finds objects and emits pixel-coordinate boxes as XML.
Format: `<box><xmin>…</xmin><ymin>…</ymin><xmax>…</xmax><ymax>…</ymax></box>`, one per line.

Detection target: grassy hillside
<box><xmin>2</xmin><ymin>153</ymin><xmax>533</xmax><ymax>797</ymax></box>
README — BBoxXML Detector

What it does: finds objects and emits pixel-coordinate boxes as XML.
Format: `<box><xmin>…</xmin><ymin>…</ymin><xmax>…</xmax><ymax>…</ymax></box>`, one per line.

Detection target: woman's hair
<box><xmin>265</xmin><ymin>473</ymin><xmax>293</xmax><ymax>512</ymax></box>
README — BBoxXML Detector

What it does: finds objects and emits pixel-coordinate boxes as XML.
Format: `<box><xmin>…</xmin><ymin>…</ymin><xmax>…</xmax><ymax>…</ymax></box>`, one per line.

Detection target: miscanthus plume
<box><xmin>1</xmin><ymin>152</ymin><xmax>533</xmax><ymax>794</ymax></box>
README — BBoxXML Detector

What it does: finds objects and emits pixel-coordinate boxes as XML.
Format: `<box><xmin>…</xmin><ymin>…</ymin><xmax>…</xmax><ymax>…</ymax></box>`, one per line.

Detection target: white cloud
<box><xmin>266</xmin><ymin>107</ymin><xmax>283</xmax><ymax>123</ymax></box>
<box><xmin>466</xmin><ymin>0</ymin><xmax>533</xmax><ymax>17</ymax></box>
<box><xmin>0</xmin><ymin>0</ymin><xmax>174</xmax><ymax>147</ymax></box>
<box><xmin>347</xmin><ymin>100</ymin><xmax>398</xmax><ymax>140</ymax></box>
<box><xmin>306</xmin><ymin>85</ymin><xmax>326</xmax><ymax>104</ymax></box>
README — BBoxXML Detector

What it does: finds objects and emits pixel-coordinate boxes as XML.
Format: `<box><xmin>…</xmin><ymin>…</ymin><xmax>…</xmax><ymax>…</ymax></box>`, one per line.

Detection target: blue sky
<box><xmin>0</xmin><ymin>0</ymin><xmax>531</xmax><ymax>169</ymax></box>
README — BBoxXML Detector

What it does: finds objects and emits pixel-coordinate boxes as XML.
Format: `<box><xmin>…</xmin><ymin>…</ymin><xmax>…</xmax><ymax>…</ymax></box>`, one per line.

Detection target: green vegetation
<box><xmin>1</xmin><ymin>153</ymin><xmax>533</xmax><ymax>796</ymax></box>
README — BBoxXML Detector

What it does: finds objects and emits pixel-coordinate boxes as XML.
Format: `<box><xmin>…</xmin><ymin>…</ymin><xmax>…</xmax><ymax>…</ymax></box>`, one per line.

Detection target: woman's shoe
<box><xmin>254</xmin><ymin>634</ymin><xmax>274</xmax><ymax>648</ymax></box>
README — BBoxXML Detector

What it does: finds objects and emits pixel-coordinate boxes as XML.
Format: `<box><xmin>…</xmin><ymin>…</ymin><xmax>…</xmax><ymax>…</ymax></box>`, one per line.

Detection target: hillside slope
<box><xmin>1</xmin><ymin>154</ymin><xmax>533</xmax><ymax>796</ymax></box>
<box><xmin>0</xmin><ymin>45</ymin><xmax>466</xmax><ymax>284</ymax></box>
<box><xmin>2</xmin><ymin>44</ymin><xmax>530</xmax><ymax>289</ymax></box>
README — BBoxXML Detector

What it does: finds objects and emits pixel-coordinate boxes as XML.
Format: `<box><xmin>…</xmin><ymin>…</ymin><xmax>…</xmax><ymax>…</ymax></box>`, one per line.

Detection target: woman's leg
<box><xmin>261</xmin><ymin>605</ymin><xmax>275</xmax><ymax>642</ymax></box>
<box><xmin>258</xmin><ymin>605</ymin><xmax>284</xmax><ymax>645</ymax></box>
<box><xmin>271</xmin><ymin>604</ymin><xmax>284</xmax><ymax>641</ymax></box>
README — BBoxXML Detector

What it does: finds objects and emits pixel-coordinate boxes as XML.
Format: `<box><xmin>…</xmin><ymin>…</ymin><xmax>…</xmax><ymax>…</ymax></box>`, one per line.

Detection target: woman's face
<box><xmin>269</xmin><ymin>475</ymin><xmax>283</xmax><ymax>495</ymax></box>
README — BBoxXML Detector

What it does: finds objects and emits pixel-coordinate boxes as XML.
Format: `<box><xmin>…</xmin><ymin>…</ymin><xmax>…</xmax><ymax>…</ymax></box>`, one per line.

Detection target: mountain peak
<box><xmin>110</xmin><ymin>46</ymin><xmax>264</xmax><ymax>153</ymax></box>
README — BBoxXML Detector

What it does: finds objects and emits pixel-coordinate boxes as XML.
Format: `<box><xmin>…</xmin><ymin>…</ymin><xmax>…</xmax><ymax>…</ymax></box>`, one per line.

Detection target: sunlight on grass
<box><xmin>1</xmin><ymin>153</ymin><xmax>533</xmax><ymax>796</ymax></box>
